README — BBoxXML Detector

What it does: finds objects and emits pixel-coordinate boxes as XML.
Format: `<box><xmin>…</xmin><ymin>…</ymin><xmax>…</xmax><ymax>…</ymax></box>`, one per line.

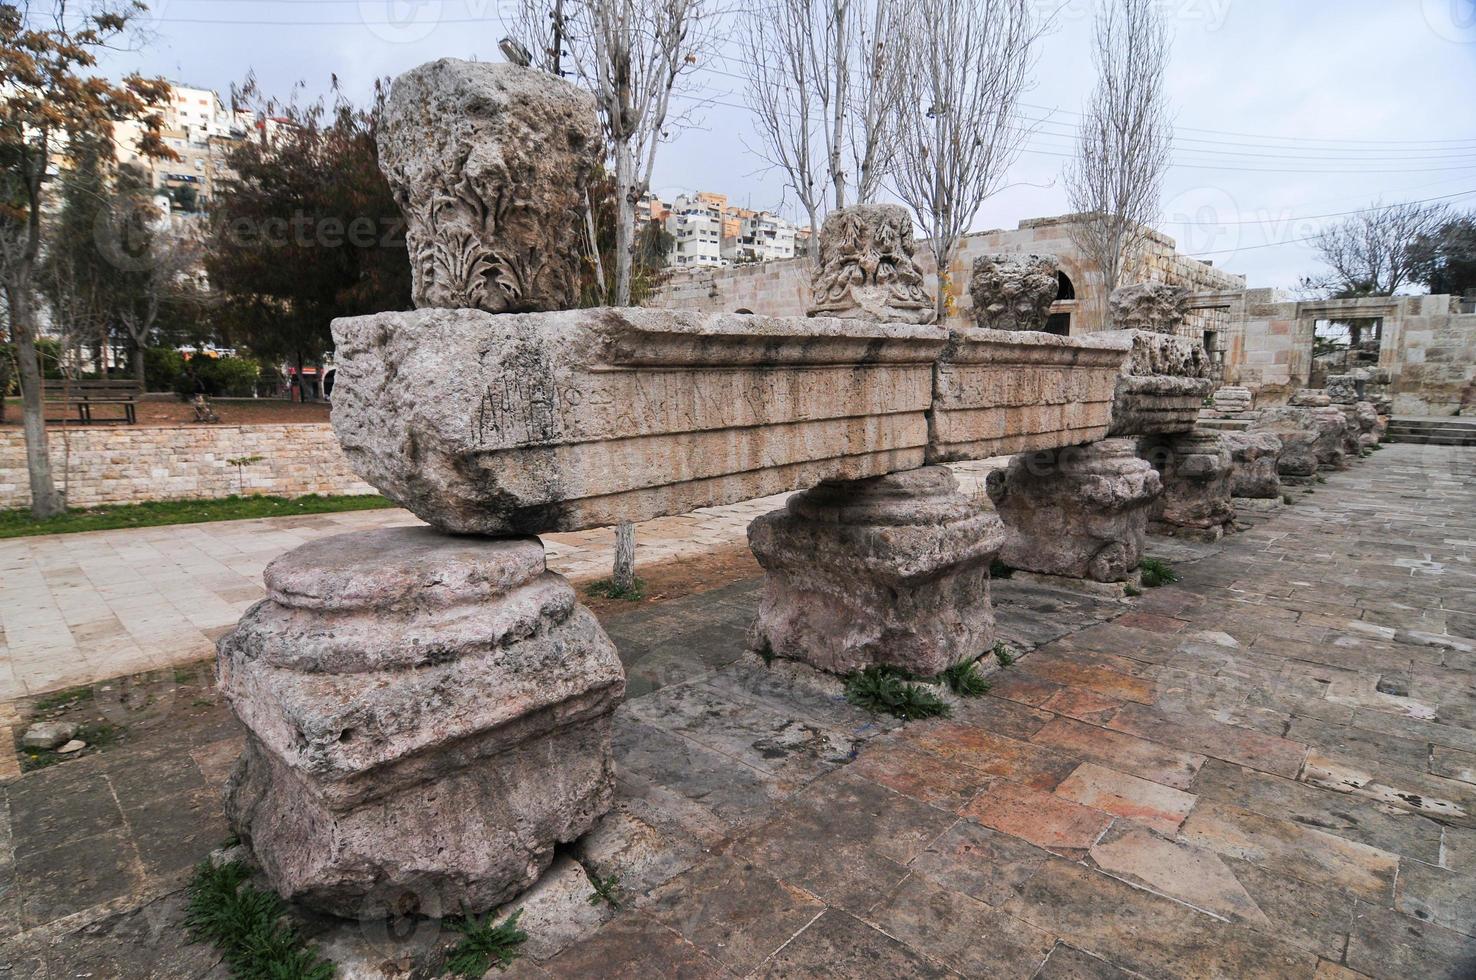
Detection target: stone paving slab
<box><xmin>1</xmin><ymin>445</ymin><xmax>1475</xmax><ymax>977</ymax></box>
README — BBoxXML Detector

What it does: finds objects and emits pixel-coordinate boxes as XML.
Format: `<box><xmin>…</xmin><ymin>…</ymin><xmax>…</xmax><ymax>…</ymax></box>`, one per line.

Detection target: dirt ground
<box><xmin>1</xmin><ymin>396</ymin><xmax>331</xmax><ymax>427</ymax></box>
<box><xmin>575</xmin><ymin>541</ymin><xmax>763</xmax><ymax>616</ymax></box>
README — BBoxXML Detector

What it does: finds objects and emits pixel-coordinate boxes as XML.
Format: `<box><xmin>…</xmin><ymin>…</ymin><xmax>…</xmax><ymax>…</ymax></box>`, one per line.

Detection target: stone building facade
<box><xmin>0</xmin><ymin>423</ymin><xmax>377</xmax><ymax>509</ymax></box>
<box><xmin>648</xmin><ymin>214</ymin><xmax>1246</xmax><ymax>350</ymax></box>
<box><xmin>1191</xmin><ymin>290</ymin><xmax>1476</xmax><ymax>415</ymax></box>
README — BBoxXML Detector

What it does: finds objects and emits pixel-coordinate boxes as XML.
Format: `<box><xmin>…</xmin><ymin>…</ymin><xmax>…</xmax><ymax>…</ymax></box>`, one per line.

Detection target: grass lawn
<box><xmin>0</xmin><ymin>493</ymin><xmax>397</xmax><ymax>539</ymax></box>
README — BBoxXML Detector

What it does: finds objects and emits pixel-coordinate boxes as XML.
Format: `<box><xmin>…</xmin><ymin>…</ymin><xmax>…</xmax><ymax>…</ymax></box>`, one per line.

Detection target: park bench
<box><xmin>42</xmin><ymin>378</ymin><xmax>142</xmax><ymax>425</ymax></box>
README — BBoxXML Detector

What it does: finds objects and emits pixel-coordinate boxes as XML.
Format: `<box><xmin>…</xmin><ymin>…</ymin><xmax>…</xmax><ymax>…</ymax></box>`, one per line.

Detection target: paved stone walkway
<box><xmin>2</xmin><ymin>445</ymin><xmax>1474</xmax><ymax>978</ymax></box>
<box><xmin>0</xmin><ymin>466</ymin><xmax>998</xmax><ymax>702</ymax></box>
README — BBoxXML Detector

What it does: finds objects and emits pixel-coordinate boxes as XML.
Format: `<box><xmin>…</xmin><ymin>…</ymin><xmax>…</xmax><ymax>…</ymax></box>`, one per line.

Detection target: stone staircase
<box><xmin>1385</xmin><ymin>417</ymin><xmax>1476</xmax><ymax>446</ymax></box>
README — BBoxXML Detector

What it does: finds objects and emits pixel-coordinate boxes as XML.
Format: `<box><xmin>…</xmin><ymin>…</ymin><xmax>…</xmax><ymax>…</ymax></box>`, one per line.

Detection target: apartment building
<box><xmin>656</xmin><ymin>190</ymin><xmax>801</xmax><ymax>267</ymax></box>
<box><xmin>667</xmin><ymin>193</ymin><xmax>728</xmax><ymax>268</ymax></box>
<box><xmin>723</xmin><ymin>210</ymin><xmax>797</xmax><ymax>264</ymax></box>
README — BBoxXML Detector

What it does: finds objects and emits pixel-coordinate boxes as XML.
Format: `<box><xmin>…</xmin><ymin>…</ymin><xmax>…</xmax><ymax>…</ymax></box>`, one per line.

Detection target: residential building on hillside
<box><xmin>658</xmin><ymin>190</ymin><xmax>802</xmax><ymax>267</ymax></box>
<box><xmin>667</xmin><ymin>193</ymin><xmax>728</xmax><ymax>268</ymax></box>
<box><xmin>723</xmin><ymin>210</ymin><xmax>797</xmax><ymax>264</ymax></box>
<box><xmin>112</xmin><ymin>82</ymin><xmax>290</xmax><ymax>212</ymax></box>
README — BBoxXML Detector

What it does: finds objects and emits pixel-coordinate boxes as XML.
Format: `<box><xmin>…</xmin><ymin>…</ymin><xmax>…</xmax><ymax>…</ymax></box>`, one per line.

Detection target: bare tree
<box><xmin>846</xmin><ymin>0</ymin><xmax>905</xmax><ymax>205</ymax></box>
<box><xmin>889</xmin><ymin>0</ymin><xmax>1044</xmax><ymax>320</ymax></box>
<box><xmin>1310</xmin><ymin>200</ymin><xmax>1452</xmax><ymax>297</ymax></box>
<box><xmin>568</xmin><ymin>0</ymin><xmax>716</xmax><ymax>307</ymax></box>
<box><xmin>1065</xmin><ymin>0</ymin><xmax>1174</xmax><ymax>326</ymax></box>
<box><xmin>739</xmin><ymin>0</ymin><xmax>828</xmax><ymax>259</ymax></box>
<box><xmin>741</xmin><ymin>0</ymin><xmax>903</xmax><ymax>258</ymax></box>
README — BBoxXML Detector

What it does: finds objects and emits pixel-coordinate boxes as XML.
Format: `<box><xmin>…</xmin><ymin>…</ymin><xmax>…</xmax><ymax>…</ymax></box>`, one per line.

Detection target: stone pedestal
<box><xmin>1249</xmin><ymin>407</ymin><xmax>1346</xmax><ymax>479</ymax></box>
<box><xmin>1342</xmin><ymin>401</ymin><xmax>1381</xmax><ymax>451</ymax></box>
<box><xmin>1224</xmin><ymin>431</ymin><xmax>1283</xmax><ymax>499</ymax></box>
<box><xmin>218</xmin><ymin>526</ymin><xmax>625</xmax><ymax>918</ymax></box>
<box><xmin>1139</xmin><ymin>429</ymin><xmax>1234</xmax><ymax>540</ymax></box>
<box><xmin>747</xmin><ymin>466</ymin><xmax>1003</xmax><ymax>677</ymax></box>
<box><xmin>985</xmin><ymin>439</ymin><xmax>1160</xmax><ymax>583</ymax></box>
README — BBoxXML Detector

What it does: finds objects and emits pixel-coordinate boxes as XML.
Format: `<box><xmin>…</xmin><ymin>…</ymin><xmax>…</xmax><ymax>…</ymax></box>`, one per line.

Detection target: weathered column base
<box><xmin>1224</xmin><ymin>431</ymin><xmax>1283</xmax><ymax>499</ymax></box>
<box><xmin>747</xmin><ymin>466</ymin><xmax>1003</xmax><ymax>677</ymax></box>
<box><xmin>217</xmin><ymin>526</ymin><xmax>625</xmax><ymax>919</ymax></box>
<box><xmin>1139</xmin><ymin>428</ymin><xmax>1235</xmax><ymax>542</ymax></box>
<box><xmin>985</xmin><ymin>439</ymin><xmax>1160</xmax><ymax>584</ymax></box>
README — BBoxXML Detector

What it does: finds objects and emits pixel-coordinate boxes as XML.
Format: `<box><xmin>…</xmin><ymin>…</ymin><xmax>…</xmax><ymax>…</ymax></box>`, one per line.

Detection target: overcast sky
<box><xmin>96</xmin><ymin>0</ymin><xmax>1476</xmax><ymax>291</ymax></box>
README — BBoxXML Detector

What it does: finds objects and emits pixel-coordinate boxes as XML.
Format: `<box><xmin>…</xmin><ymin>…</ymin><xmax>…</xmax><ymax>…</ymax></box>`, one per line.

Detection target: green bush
<box><xmin>175</xmin><ymin>356</ymin><xmax>262</xmax><ymax>399</ymax></box>
<box><xmin>143</xmin><ymin>346</ymin><xmax>185</xmax><ymax>392</ymax></box>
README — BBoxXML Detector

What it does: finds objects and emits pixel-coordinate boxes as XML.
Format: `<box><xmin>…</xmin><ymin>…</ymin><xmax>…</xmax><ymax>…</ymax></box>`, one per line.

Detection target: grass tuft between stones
<box><xmin>1138</xmin><ymin>557</ymin><xmax>1178</xmax><ymax>588</ymax></box>
<box><xmin>584</xmin><ymin>577</ymin><xmax>647</xmax><ymax>601</ymax></box>
<box><xmin>991</xmin><ymin>641</ymin><xmax>1015</xmax><ymax>667</ymax></box>
<box><xmin>184</xmin><ymin>860</ymin><xmax>335</xmax><ymax>980</ymax></box>
<box><xmin>942</xmin><ymin>660</ymin><xmax>991</xmax><ymax>697</ymax></box>
<box><xmin>444</xmin><ymin>907</ymin><xmax>529</xmax><ymax>978</ymax></box>
<box><xmin>844</xmin><ymin>666</ymin><xmax>952</xmax><ymax>721</ymax></box>
<box><xmin>587</xmin><ymin>871</ymin><xmax>624</xmax><ymax>909</ymax></box>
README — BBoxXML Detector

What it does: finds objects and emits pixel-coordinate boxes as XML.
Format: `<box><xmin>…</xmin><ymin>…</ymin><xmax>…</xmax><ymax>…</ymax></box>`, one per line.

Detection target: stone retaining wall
<box><xmin>0</xmin><ymin>423</ymin><xmax>378</xmax><ymax>509</ymax></box>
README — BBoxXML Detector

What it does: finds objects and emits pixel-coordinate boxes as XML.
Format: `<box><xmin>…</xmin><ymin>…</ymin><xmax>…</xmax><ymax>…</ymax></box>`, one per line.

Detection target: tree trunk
<box><xmin>9</xmin><ymin>286</ymin><xmax>65</xmax><ymax>518</ymax></box>
<box><xmin>613</xmin><ymin>143</ymin><xmax>635</xmax><ymax>307</ymax></box>
<box><xmin>807</xmin><ymin>210</ymin><xmax>821</xmax><ymax>263</ymax></box>
<box><xmin>934</xmin><ymin>243</ymin><xmax>952</xmax><ymax>323</ymax></box>
<box><xmin>132</xmin><ymin>337</ymin><xmax>146</xmax><ymax>389</ymax></box>
<box><xmin>612</xmin><ymin>521</ymin><xmax>636</xmax><ymax>593</ymax></box>
<box><xmin>585</xmin><ymin>188</ymin><xmax>607</xmax><ymax>305</ymax></box>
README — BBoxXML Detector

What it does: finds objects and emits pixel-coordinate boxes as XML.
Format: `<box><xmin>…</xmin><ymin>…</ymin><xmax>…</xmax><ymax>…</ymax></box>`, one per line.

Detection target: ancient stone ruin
<box><xmin>807</xmin><ymin>204</ymin><xmax>937</xmax><ymax>324</ymax></box>
<box><xmin>377</xmin><ymin>59</ymin><xmax>601</xmax><ymax>313</ymax></box>
<box><xmin>219</xmin><ymin>61</ymin><xmax>625</xmax><ymax>917</ymax></box>
<box><xmin>749</xmin><ymin>467</ymin><xmax>1002</xmax><ymax>676</ymax></box>
<box><xmin>967</xmin><ymin>252</ymin><xmax>1059</xmax><ymax>330</ymax></box>
<box><xmin>215</xmin><ymin>57</ymin><xmax>1359</xmax><ymax>923</ymax></box>
<box><xmin>986</xmin><ymin>440</ymin><xmax>1160</xmax><ymax>583</ymax></box>
<box><xmin>1108</xmin><ymin>281</ymin><xmax>1190</xmax><ymax>333</ymax></box>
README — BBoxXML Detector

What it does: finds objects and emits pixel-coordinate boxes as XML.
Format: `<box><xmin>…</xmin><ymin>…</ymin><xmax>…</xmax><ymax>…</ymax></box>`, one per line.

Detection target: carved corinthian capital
<box><xmin>808</xmin><ymin>204</ymin><xmax>938</xmax><ymax>324</ymax></box>
<box><xmin>378</xmin><ymin>58</ymin><xmax>601</xmax><ymax>314</ymax></box>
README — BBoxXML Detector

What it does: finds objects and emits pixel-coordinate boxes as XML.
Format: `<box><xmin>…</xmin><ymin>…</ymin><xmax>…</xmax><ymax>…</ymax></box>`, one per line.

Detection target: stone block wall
<box><xmin>0</xmin><ymin>423</ymin><xmax>379</xmax><ymax>509</ymax></box>
<box><xmin>648</xmin><ymin>214</ymin><xmax>1245</xmax><ymax>340</ymax></box>
<box><xmin>1220</xmin><ymin>292</ymin><xmax>1475</xmax><ymax>414</ymax></box>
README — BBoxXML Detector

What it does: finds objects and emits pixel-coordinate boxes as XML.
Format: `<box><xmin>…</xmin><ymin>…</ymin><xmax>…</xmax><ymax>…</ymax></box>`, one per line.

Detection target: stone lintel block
<box><xmin>1138</xmin><ymin>429</ymin><xmax>1234</xmax><ymax>540</ymax></box>
<box><xmin>930</xmin><ymin>328</ymin><xmax>1133</xmax><ymax>462</ymax></box>
<box><xmin>218</xmin><ymin>526</ymin><xmax>625</xmax><ymax>917</ymax></box>
<box><xmin>331</xmin><ymin>308</ymin><xmax>945</xmax><ymax>535</ymax></box>
<box><xmin>986</xmin><ymin>439</ymin><xmax>1161</xmax><ymax>583</ymax></box>
<box><xmin>748</xmin><ymin>466</ymin><xmax>1004</xmax><ymax>677</ymax></box>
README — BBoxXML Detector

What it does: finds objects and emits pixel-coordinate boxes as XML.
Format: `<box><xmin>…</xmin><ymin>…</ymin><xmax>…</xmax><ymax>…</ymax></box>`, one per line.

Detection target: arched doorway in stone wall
<box><xmin>1044</xmin><ymin>271</ymin><xmax>1077</xmax><ymax>335</ymax></box>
